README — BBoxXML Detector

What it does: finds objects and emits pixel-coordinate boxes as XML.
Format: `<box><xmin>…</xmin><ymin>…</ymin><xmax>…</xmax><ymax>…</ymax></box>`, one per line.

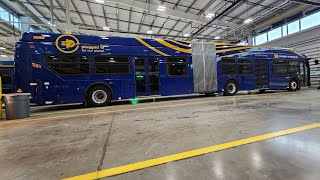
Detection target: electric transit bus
<box><xmin>0</xmin><ymin>60</ymin><xmax>14</xmax><ymax>93</ymax></box>
<box><xmin>14</xmin><ymin>32</ymin><xmax>310</xmax><ymax>107</ymax></box>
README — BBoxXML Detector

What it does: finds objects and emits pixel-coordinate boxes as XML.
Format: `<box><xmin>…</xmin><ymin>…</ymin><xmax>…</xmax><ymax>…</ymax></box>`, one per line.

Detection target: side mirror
<box><xmin>315</xmin><ymin>60</ymin><xmax>319</xmax><ymax>65</ymax></box>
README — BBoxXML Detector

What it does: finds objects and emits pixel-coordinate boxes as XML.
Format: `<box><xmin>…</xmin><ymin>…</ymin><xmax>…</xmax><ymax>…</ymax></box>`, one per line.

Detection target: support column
<box><xmin>248</xmin><ymin>35</ymin><xmax>254</xmax><ymax>46</ymax></box>
<box><xmin>49</xmin><ymin>0</ymin><xmax>54</xmax><ymax>25</ymax></box>
<box><xmin>20</xmin><ymin>16</ymin><xmax>31</xmax><ymax>34</ymax></box>
<box><xmin>65</xmin><ymin>0</ymin><xmax>71</xmax><ymax>34</ymax></box>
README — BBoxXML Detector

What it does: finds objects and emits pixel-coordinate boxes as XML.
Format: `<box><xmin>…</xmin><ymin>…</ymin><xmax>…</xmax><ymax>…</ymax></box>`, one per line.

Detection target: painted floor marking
<box><xmin>0</xmin><ymin>93</ymin><xmax>281</xmax><ymax>125</ymax></box>
<box><xmin>62</xmin><ymin>123</ymin><xmax>320</xmax><ymax>180</ymax></box>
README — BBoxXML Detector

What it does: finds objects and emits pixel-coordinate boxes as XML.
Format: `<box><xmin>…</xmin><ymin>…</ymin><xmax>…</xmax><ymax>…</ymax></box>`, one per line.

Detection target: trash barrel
<box><xmin>3</xmin><ymin>93</ymin><xmax>31</xmax><ymax>120</ymax></box>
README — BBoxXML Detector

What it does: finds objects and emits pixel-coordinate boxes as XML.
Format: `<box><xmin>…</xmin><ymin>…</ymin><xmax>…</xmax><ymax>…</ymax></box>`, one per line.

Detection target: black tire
<box><xmin>259</xmin><ymin>90</ymin><xmax>266</xmax><ymax>93</ymax></box>
<box><xmin>288</xmin><ymin>79</ymin><xmax>299</xmax><ymax>91</ymax></box>
<box><xmin>223</xmin><ymin>80</ymin><xmax>239</xmax><ymax>96</ymax></box>
<box><xmin>87</xmin><ymin>86</ymin><xmax>112</xmax><ymax>107</ymax></box>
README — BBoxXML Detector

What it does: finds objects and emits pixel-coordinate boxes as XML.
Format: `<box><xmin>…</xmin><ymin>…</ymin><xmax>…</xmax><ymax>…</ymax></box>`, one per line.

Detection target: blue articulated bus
<box><xmin>0</xmin><ymin>60</ymin><xmax>14</xmax><ymax>93</ymax></box>
<box><xmin>14</xmin><ymin>32</ymin><xmax>310</xmax><ymax>107</ymax></box>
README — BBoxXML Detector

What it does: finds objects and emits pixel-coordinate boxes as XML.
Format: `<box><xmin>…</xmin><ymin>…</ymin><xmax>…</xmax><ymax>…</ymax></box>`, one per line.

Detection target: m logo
<box><xmin>55</xmin><ymin>34</ymin><xmax>80</xmax><ymax>53</ymax></box>
<box><xmin>274</xmin><ymin>54</ymin><xmax>279</xmax><ymax>58</ymax></box>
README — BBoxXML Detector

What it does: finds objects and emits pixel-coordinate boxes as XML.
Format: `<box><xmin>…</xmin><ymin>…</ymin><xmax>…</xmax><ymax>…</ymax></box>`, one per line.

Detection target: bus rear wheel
<box><xmin>288</xmin><ymin>79</ymin><xmax>299</xmax><ymax>91</ymax></box>
<box><xmin>87</xmin><ymin>86</ymin><xmax>111</xmax><ymax>107</ymax></box>
<box><xmin>223</xmin><ymin>80</ymin><xmax>239</xmax><ymax>96</ymax></box>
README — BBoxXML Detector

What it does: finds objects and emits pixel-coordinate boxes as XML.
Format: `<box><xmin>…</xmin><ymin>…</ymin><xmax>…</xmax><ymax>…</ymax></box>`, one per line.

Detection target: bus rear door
<box><xmin>254</xmin><ymin>59</ymin><xmax>269</xmax><ymax>89</ymax></box>
<box><xmin>134</xmin><ymin>57</ymin><xmax>160</xmax><ymax>96</ymax></box>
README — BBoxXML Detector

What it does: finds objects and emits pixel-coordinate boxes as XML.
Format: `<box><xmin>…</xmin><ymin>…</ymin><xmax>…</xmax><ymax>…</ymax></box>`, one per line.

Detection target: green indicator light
<box><xmin>136</xmin><ymin>75</ymin><xmax>144</xmax><ymax>80</ymax></box>
<box><xmin>131</xmin><ymin>99</ymin><xmax>138</xmax><ymax>105</ymax></box>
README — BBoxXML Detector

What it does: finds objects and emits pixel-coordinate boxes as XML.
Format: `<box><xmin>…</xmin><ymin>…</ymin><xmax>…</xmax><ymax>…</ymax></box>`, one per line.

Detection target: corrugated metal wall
<box><xmin>261</xmin><ymin>26</ymin><xmax>320</xmax><ymax>87</ymax></box>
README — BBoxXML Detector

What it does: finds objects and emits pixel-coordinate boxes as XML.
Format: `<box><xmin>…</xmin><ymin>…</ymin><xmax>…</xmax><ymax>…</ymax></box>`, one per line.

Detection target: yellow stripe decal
<box><xmin>62</xmin><ymin>123</ymin><xmax>320</xmax><ymax>180</ymax></box>
<box><xmin>156</xmin><ymin>39</ymin><xmax>192</xmax><ymax>54</ymax></box>
<box><xmin>167</xmin><ymin>39</ymin><xmax>190</xmax><ymax>47</ymax></box>
<box><xmin>136</xmin><ymin>38</ymin><xmax>170</xmax><ymax>56</ymax></box>
<box><xmin>217</xmin><ymin>46</ymin><xmax>253</xmax><ymax>53</ymax></box>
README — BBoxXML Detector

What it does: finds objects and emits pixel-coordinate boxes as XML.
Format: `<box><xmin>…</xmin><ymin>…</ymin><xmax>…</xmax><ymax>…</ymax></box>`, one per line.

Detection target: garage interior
<box><xmin>1</xmin><ymin>0</ymin><xmax>320</xmax><ymax>180</ymax></box>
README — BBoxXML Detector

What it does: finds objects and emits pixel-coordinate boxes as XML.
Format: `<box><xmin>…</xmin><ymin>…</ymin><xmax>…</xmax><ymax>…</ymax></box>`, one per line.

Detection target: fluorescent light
<box><xmin>206</xmin><ymin>13</ymin><xmax>214</xmax><ymax>18</ymax></box>
<box><xmin>214</xmin><ymin>36</ymin><xmax>221</xmax><ymax>40</ymax></box>
<box><xmin>103</xmin><ymin>26</ymin><xmax>110</xmax><ymax>31</ymax></box>
<box><xmin>0</xmin><ymin>55</ymin><xmax>8</xmax><ymax>57</ymax></box>
<box><xmin>0</xmin><ymin>47</ymin><xmax>6</xmax><ymax>50</ymax></box>
<box><xmin>244</xmin><ymin>18</ymin><xmax>253</xmax><ymax>24</ymax></box>
<box><xmin>147</xmin><ymin>30</ymin><xmax>153</xmax><ymax>34</ymax></box>
<box><xmin>183</xmin><ymin>34</ymin><xmax>190</xmax><ymax>37</ymax></box>
<box><xmin>96</xmin><ymin>0</ymin><xmax>104</xmax><ymax>3</ymax></box>
<box><xmin>158</xmin><ymin>5</ymin><xmax>166</xmax><ymax>11</ymax></box>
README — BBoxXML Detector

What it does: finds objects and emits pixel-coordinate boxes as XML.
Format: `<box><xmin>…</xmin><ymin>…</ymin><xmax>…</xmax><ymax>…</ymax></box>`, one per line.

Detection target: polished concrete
<box><xmin>0</xmin><ymin>89</ymin><xmax>320</xmax><ymax>180</ymax></box>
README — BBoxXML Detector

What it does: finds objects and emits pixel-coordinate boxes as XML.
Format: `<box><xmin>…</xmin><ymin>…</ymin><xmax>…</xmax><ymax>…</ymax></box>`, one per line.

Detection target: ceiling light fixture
<box><xmin>147</xmin><ymin>30</ymin><xmax>153</xmax><ymax>34</ymax></box>
<box><xmin>0</xmin><ymin>55</ymin><xmax>8</xmax><ymax>57</ymax></box>
<box><xmin>96</xmin><ymin>0</ymin><xmax>104</xmax><ymax>3</ymax></box>
<box><xmin>183</xmin><ymin>34</ymin><xmax>190</xmax><ymax>37</ymax></box>
<box><xmin>206</xmin><ymin>13</ymin><xmax>214</xmax><ymax>18</ymax></box>
<box><xmin>214</xmin><ymin>36</ymin><xmax>221</xmax><ymax>40</ymax></box>
<box><xmin>103</xmin><ymin>26</ymin><xmax>110</xmax><ymax>31</ymax></box>
<box><xmin>158</xmin><ymin>5</ymin><xmax>166</xmax><ymax>11</ymax></box>
<box><xmin>244</xmin><ymin>18</ymin><xmax>253</xmax><ymax>24</ymax></box>
<box><xmin>0</xmin><ymin>47</ymin><xmax>6</xmax><ymax>50</ymax></box>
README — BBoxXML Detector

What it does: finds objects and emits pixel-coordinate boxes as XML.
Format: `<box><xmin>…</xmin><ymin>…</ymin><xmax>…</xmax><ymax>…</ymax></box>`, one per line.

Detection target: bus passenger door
<box><xmin>255</xmin><ymin>59</ymin><xmax>269</xmax><ymax>89</ymax></box>
<box><xmin>299</xmin><ymin>61</ymin><xmax>307</xmax><ymax>87</ymax></box>
<box><xmin>134</xmin><ymin>57</ymin><xmax>160</xmax><ymax>96</ymax></box>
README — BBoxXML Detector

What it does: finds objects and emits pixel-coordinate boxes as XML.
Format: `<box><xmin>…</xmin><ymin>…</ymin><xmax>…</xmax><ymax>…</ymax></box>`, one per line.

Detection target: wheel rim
<box><xmin>92</xmin><ymin>90</ymin><xmax>107</xmax><ymax>104</ymax></box>
<box><xmin>291</xmin><ymin>81</ymin><xmax>297</xmax><ymax>90</ymax></box>
<box><xmin>227</xmin><ymin>83</ymin><xmax>236</xmax><ymax>94</ymax></box>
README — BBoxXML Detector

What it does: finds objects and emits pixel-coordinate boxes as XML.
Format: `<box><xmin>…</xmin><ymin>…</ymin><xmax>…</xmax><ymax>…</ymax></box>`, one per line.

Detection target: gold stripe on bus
<box><xmin>167</xmin><ymin>40</ymin><xmax>190</xmax><ymax>47</ymax></box>
<box><xmin>136</xmin><ymin>38</ymin><xmax>170</xmax><ymax>56</ymax></box>
<box><xmin>156</xmin><ymin>39</ymin><xmax>192</xmax><ymax>54</ymax></box>
<box><xmin>217</xmin><ymin>46</ymin><xmax>253</xmax><ymax>53</ymax></box>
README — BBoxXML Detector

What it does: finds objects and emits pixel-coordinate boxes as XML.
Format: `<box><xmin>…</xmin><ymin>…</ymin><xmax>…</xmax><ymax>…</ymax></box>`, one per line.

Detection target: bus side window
<box><xmin>166</xmin><ymin>57</ymin><xmax>188</xmax><ymax>76</ymax></box>
<box><xmin>0</xmin><ymin>70</ymin><xmax>12</xmax><ymax>85</ymax></box>
<box><xmin>46</xmin><ymin>55</ymin><xmax>90</xmax><ymax>75</ymax></box>
<box><xmin>315</xmin><ymin>60</ymin><xmax>319</xmax><ymax>65</ymax></box>
<box><xmin>94</xmin><ymin>56</ymin><xmax>130</xmax><ymax>75</ymax></box>
<box><xmin>238</xmin><ymin>59</ymin><xmax>253</xmax><ymax>75</ymax></box>
<box><xmin>272</xmin><ymin>60</ymin><xmax>287</xmax><ymax>75</ymax></box>
<box><xmin>288</xmin><ymin>61</ymin><xmax>299</xmax><ymax>74</ymax></box>
<box><xmin>221</xmin><ymin>58</ymin><xmax>236</xmax><ymax>75</ymax></box>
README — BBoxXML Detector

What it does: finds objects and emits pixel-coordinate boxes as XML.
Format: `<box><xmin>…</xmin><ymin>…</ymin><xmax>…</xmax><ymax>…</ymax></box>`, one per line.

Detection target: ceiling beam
<box><xmin>289</xmin><ymin>0</ymin><xmax>320</xmax><ymax>6</ymax></box>
<box><xmin>191</xmin><ymin>0</ymin><xmax>242</xmax><ymax>38</ymax></box>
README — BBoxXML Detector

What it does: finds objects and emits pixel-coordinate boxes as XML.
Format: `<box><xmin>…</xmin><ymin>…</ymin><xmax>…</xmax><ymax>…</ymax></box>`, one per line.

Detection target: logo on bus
<box><xmin>55</xmin><ymin>34</ymin><xmax>80</xmax><ymax>53</ymax></box>
<box><xmin>274</xmin><ymin>54</ymin><xmax>279</xmax><ymax>58</ymax></box>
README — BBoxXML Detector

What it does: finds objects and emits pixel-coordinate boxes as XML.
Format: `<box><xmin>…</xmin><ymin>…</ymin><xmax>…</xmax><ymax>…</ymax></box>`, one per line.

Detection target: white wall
<box><xmin>261</xmin><ymin>25</ymin><xmax>320</xmax><ymax>87</ymax></box>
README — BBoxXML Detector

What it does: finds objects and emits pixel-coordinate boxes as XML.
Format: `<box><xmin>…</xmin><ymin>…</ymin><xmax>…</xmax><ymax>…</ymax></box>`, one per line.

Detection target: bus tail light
<box><xmin>17</xmin><ymin>88</ymin><xmax>23</xmax><ymax>93</ymax></box>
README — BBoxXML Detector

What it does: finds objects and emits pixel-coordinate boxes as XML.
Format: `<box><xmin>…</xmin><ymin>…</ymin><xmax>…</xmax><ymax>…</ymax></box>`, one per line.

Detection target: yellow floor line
<box><xmin>62</xmin><ymin>123</ymin><xmax>320</xmax><ymax>180</ymax></box>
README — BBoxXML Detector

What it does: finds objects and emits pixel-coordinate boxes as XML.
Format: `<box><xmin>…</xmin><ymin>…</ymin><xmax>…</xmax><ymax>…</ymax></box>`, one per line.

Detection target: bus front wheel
<box><xmin>288</xmin><ymin>79</ymin><xmax>299</xmax><ymax>91</ymax></box>
<box><xmin>87</xmin><ymin>86</ymin><xmax>111</xmax><ymax>107</ymax></box>
<box><xmin>223</xmin><ymin>80</ymin><xmax>239</xmax><ymax>96</ymax></box>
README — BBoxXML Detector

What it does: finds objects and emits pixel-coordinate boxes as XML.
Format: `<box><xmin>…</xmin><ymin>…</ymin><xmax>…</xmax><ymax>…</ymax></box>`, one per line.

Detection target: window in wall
<box><xmin>12</xmin><ymin>15</ymin><xmax>20</xmax><ymax>29</ymax></box>
<box><xmin>221</xmin><ymin>58</ymin><xmax>236</xmax><ymax>75</ymax></box>
<box><xmin>255</xmin><ymin>33</ymin><xmax>268</xmax><ymax>45</ymax></box>
<box><xmin>282</xmin><ymin>25</ymin><xmax>288</xmax><ymax>36</ymax></box>
<box><xmin>288</xmin><ymin>20</ymin><xmax>300</xmax><ymax>34</ymax></box>
<box><xmin>272</xmin><ymin>60</ymin><xmax>288</xmax><ymax>75</ymax></box>
<box><xmin>268</xmin><ymin>27</ymin><xmax>282</xmax><ymax>41</ymax></box>
<box><xmin>301</xmin><ymin>11</ymin><xmax>320</xmax><ymax>30</ymax></box>
<box><xmin>94</xmin><ymin>56</ymin><xmax>130</xmax><ymax>75</ymax></box>
<box><xmin>166</xmin><ymin>57</ymin><xmax>188</xmax><ymax>76</ymax></box>
<box><xmin>0</xmin><ymin>6</ymin><xmax>10</xmax><ymax>22</ymax></box>
<box><xmin>46</xmin><ymin>55</ymin><xmax>90</xmax><ymax>75</ymax></box>
<box><xmin>288</xmin><ymin>61</ymin><xmax>299</xmax><ymax>74</ymax></box>
<box><xmin>238</xmin><ymin>59</ymin><xmax>253</xmax><ymax>75</ymax></box>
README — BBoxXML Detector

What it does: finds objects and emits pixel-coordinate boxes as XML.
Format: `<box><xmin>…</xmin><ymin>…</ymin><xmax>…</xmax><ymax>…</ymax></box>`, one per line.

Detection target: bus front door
<box><xmin>134</xmin><ymin>57</ymin><xmax>160</xmax><ymax>96</ymax></box>
<box><xmin>255</xmin><ymin>60</ymin><xmax>269</xmax><ymax>89</ymax></box>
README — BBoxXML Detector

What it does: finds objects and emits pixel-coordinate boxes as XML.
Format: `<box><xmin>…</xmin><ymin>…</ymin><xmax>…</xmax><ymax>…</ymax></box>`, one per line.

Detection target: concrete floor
<box><xmin>0</xmin><ymin>89</ymin><xmax>320</xmax><ymax>180</ymax></box>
